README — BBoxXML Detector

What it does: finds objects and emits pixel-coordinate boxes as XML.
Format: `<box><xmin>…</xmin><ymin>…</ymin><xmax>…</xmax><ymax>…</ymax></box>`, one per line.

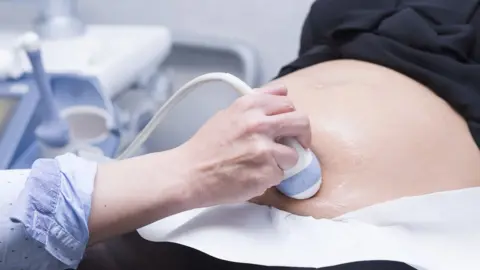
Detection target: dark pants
<box><xmin>78</xmin><ymin>232</ymin><xmax>414</xmax><ymax>270</ymax></box>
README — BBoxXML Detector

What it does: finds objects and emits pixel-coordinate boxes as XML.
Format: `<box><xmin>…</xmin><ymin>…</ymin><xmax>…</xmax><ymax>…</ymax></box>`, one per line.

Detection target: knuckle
<box><xmin>244</xmin><ymin>116</ymin><xmax>270</xmax><ymax>134</ymax></box>
<box><xmin>252</xmin><ymin>139</ymin><xmax>272</xmax><ymax>159</ymax></box>
<box><xmin>234</xmin><ymin>95</ymin><xmax>257</xmax><ymax>111</ymax></box>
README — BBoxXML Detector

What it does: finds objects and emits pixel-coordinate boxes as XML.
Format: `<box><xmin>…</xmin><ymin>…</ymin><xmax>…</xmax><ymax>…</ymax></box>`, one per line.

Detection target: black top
<box><xmin>278</xmin><ymin>0</ymin><xmax>480</xmax><ymax>148</ymax></box>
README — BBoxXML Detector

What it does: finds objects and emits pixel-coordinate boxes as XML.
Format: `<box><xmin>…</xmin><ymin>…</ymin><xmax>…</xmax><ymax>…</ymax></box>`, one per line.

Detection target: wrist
<box><xmin>173</xmin><ymin>144</ymin><xmax>216</xmax><ymax>209</ymax></box>
<box><xmin>89</xmin><ymin>149</ymin><xmax>202</xmax><ymax>243</ymax></box>
<box><xmin>139</xmin><ymin>149</ymin><xmax>202</xmax><ymax>216</ymax></box>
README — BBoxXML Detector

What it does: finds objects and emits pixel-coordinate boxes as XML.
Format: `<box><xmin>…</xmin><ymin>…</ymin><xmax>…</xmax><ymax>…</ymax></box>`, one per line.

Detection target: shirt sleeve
<box><xmin>4</xmin><ymin>153</ymin><xmax>98</xmax><ymax>269</ymax></box>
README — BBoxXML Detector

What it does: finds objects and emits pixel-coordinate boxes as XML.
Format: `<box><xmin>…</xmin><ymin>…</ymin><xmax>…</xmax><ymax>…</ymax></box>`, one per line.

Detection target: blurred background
<box><xmin>0</xmin><ymin>0</ymin><xmax>314</xmax><ymax>169</ymax></box>
<box><xmin>0</xmin><ymin>0</ymin><xmax>314</xmax><ymax>81</ymax></box>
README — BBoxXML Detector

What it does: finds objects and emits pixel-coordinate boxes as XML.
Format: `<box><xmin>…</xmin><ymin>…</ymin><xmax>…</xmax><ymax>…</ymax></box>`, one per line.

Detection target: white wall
<box><xmin>0</xmin><ymin>0</ymin><xmax>314</xmax><ymax>81</ymax></box>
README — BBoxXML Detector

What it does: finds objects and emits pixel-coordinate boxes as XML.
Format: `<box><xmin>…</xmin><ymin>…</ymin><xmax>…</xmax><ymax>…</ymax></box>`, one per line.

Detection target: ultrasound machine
<box><xmin>0</xmin><ymin>0</ymin><xmax>172</xmax><ymax>169</ymax></box>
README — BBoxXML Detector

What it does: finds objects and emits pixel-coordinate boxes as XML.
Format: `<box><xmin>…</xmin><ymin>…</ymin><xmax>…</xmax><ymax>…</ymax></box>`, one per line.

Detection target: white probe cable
<box><xmin>116</xmin><ymin>73</ymin><xmax>322</xmax><ymax>200</ymax></box>
<box><xmin>117</xmin><ymin>73</ymin><xmax>254</xmax><ymax>160</ymax></box>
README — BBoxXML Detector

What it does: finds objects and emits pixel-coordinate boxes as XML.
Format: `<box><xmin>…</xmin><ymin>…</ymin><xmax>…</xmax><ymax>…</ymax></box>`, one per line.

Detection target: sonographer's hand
<box><xmin>177</xmin><ymin>86</ymin><xmax>312</xmax><ymax>207</ymax></box>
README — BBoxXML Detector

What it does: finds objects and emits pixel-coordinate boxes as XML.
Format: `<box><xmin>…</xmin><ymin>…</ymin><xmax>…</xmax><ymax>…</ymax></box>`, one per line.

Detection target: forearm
<box><xmin>3</xmin><ymin>150</ymin><xmax>202</xmax><ymax>269</ymax></box>
<box><xmin>88</xmin><ymin>149</ymin><xmax>199</xmax><ymax>244</ymax></box>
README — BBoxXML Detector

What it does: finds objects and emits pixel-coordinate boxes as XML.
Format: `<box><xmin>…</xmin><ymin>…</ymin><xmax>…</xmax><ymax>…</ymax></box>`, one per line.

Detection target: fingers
<box><xmin>254</xmin><ymin>94</ymin><xmax>295</xmax><ymax>115</ymax></box>
<box><xmin>261</xmin><ymin>95</ymin><xmax>295</xmax><ymax>116</ymax></box>
<box><xmin>234</xmin><ymin>87</ymin><xmax>294</xmax><ymax>116</ymax></box>
<box><xmin>268</xmin><ymin>111</ymin><xmax>312</xmax><ymax>149</ymax></box>
<box><xmin>234</xmin><ymin>91</ymin><xmax>311</xmax><ymax>148</ymax></box>
<box><xmin>256</xmin><ymin>85</ymin><xmax>288</xmax><ymax>96</ymax></box>
<box><xmin>233</xmin><ymin>85</ymin><xmax>312</xmax><ymax>156</ymax></box>
<box><xmin>271</xmin><ymin>141</ymin><xmax>299</xmax><ymax>170</ymax></box>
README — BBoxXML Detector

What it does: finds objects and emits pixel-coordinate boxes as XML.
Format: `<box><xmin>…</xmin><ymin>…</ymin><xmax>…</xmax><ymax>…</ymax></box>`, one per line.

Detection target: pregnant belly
<box><xmin>256</xmin><ymin>60</ymin><xmax>480</xmax><ymax>218</ymax></box>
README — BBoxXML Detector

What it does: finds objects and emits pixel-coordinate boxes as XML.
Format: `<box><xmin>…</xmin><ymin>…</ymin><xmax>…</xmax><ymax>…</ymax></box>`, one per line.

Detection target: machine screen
<box><xmin>0</xmin><ymin>98</ymin><xmax>18</xmax><ymax>136</ymax></box>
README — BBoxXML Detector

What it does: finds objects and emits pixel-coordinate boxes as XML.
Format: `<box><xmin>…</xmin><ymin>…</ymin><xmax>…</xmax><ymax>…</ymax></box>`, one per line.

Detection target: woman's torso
<box><xmin>269</xmin><ymin>60</ymin><xmax>480</xmax><ymax>218</ymax></box>
<box><xmin>79</xmin><ymin>60</ymin><xmax>479</xmax><ymax>270</ymax></box>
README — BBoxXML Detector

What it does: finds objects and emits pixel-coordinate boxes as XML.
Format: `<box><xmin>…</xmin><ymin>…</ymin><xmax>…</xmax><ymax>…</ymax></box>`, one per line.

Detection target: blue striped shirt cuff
<box><xmin>9</xmin><ymin>153</ymin><xmax>97</xmax><ymax>268</ymax></box>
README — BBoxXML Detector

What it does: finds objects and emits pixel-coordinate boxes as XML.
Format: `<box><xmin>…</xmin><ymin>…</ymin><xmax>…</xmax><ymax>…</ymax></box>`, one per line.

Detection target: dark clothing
<box><xmin>79</xmin><ymin>232</ymin><xmax>416</xmax><ymax>270</ymax></box>
<box><xmin>79</xmin><ymin>0</ymin><xmax>480</xmax><ymax>269</ymax></box>
<box><xmin>279</xmin><ymin>0</ymin><xmax>480</xmax><ymax>147</ymax></box>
